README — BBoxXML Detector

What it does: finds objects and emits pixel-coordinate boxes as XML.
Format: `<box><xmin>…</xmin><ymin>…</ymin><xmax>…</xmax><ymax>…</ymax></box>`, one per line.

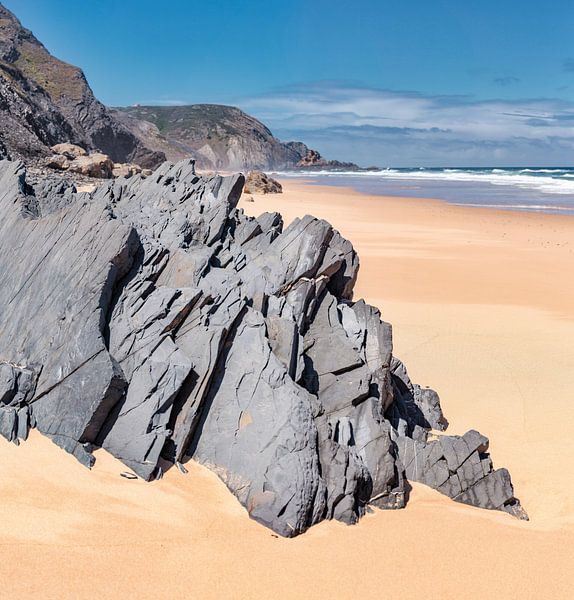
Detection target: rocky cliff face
<box><xmin>112</xmin><ymin>104</ymin><xmax>311</xmax><ymax>171</ymax></box>
<box><xmin>0</xmin><ymin>157</ymin><xmax>527</xmax><ymax>536</ymax></box>
<box><xmin>114</xmin><ymin>104</ymin><xmax>364</xmax><ymax>172</ymax></box>
<box><xmin>0</xmin><ymin>2</ymin><xmax>358</xmax><ymax>174</ymax></box>
<box><xmin>0</xmin><ymin>4</ymin><xmax>164</xmax><ymax>168</ymax></box>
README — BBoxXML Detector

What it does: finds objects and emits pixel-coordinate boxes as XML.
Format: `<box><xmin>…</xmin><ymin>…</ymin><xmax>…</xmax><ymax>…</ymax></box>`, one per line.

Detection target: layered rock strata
<box><xmin>0</xmin><ymin>158</ymin><xmax>527</xmax><ymax>536</ymax></box>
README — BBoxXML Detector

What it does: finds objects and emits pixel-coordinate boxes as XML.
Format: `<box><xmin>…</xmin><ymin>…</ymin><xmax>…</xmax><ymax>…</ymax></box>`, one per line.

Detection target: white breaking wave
<box><xmin>276</xmin><ymin>168</ymin><xmax>574</xmax><ymax>195</ymax></box>
<box><xmin>453</xmin><ymin>203</ymin><xmax>574</xmax><ymax>212</ymax></box>
<box><xmin>519</xmin><ymin>168</ymin><xmax>568</xmax><ymax>174</ymax></box>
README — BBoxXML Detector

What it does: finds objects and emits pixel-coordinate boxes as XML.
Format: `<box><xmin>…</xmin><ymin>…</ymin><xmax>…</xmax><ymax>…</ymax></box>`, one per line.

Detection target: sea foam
<box><xmin>277</xmin><ymin>167</ymin><xmax>574</xmax><ymax>195</ymax></box>
<box><xmin>275</xmin><ymin>167</ymin><xmax>574</xmax><ymax>214</ymax></box>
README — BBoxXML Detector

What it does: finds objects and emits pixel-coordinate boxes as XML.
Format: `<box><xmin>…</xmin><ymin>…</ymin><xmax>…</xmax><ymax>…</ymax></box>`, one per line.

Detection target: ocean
<box><xmin>275</xmin><ymin>167</ymin><xmax>574</xmax><ymax>215</ymax></box>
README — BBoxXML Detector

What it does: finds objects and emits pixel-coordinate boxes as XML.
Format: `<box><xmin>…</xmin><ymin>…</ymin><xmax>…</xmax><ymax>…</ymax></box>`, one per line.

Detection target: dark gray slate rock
<box><xmin>190</xmin><ymin>307</ymin><xmax>326</xmax><ymax>536</ymax></box>
<box><xmin>0</xmin><ymin>157</ymin><xmax>527</xmax><ymax>536</ymax></box>
<box><xmin>0</xmin><ymin>362</ymin><xmax>35</xmax><ymax>443</ymax></box>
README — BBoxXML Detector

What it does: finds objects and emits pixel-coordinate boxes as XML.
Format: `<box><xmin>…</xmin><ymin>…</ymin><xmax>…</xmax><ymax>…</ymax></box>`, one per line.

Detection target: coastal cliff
<box><xmin>113</xmin><ymin>104</ymin><xmax>362</xmax><ymax>172</ymax></box>
<box><xmin>0</xmin><ymin>3</ymin><xmax>359</xmax><ymax>174</ymax></box>
<box><xmin>112</xmin><ymin>104</ymin><xmax>306</xmax><ymax>171</ymax></box>
<box><xmin>0</xmin><ymin>4</ymin><xmax>164</xmax><ymax>167</ymax></box>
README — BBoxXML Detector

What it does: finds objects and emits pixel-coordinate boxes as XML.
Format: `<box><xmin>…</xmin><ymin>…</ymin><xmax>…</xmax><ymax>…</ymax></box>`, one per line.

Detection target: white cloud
<box><xmin>238</xmin><ymin>82</ymin><xmax>574</xmax><ymax>166</ymax></box>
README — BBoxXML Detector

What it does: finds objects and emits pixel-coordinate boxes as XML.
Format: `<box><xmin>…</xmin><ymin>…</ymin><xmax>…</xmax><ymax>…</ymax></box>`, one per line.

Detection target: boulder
<box><xmin>244</xmin><ymin>170</ymin><xmax>282</xmax><ymax>194</ymax></box>
<box><xmin>44</xmin><ymin>154</ymin><xmax>70</xmax><ymax>170</ymax></box>
<box><xmin>112</xmin><ymin>163</ymin><xmax>143</xmax><ymax>179</ymax></box>
<box><xmin>0</xmin><ymin>157</ymin><xmax>527</xmax><ymax>537</ymax></box>
<box><xmin>68</xmin><ymin>153</ymin><xmax>114</xmax><ymax>179</ymax></box>
<box><xmin>50</xmin><ymin>143</ymin><xmax>88</xmax><ymax>159</ymax></box>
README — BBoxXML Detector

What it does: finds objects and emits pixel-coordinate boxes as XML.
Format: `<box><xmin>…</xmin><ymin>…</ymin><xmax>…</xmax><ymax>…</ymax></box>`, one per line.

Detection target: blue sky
<box><xmin>5</xmin><ymin>0</ymin><xmax>574</xmax><ymax>166</ymax></box>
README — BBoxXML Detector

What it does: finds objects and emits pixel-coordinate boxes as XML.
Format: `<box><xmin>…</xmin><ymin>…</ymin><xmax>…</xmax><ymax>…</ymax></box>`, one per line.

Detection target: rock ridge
<box><xmin>0</xmin><ymin>157</ymin><xmax>527</xmax><ymax>536</ymax></box>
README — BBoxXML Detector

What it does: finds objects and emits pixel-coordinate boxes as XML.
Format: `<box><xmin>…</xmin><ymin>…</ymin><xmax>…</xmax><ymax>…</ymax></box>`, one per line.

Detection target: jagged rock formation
<box><xmin>244</xmin><ymin>170</ymin><xmax>282</xmax><ymax>194</ymax></box>
<box><xmin>0</xmin><ymin>4</ymin><xmax>164</xmax><ymax>168</ymax></box>
<box><xmin>296</xmin><ymin>148</ymin><xmax>361</xmax><ymax>171</ymax></box>
<box><xmin>0</xmin><ymin>158</ymin><xmax>527</xmax><ymax>536</ymax></box>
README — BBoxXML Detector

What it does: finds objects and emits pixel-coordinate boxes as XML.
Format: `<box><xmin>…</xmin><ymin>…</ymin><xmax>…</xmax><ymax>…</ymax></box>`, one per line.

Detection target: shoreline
<box><xmin>272</xmin><ymin>170</ymin><xmax>574</xmax><ymax>216</ymax></box>
<box><xmin>1</xmin><ymin>178</ymin><xmax>572</xmax><ymax>599</ymax></box>
<box><xmin>254</xmin><ymin>179</ymin><xmax>574</xmax><ymax>318</ymax></box>
<box><xmin>272</xmin><ymin>177</ymin><xmax>574</xmax><ymax>222</ymax></box>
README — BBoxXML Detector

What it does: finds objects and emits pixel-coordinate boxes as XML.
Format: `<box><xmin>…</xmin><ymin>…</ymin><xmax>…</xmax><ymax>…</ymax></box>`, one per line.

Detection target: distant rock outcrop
<box><xmin>244</xmin><ymin>170</ymin><xmax>282</xmax><ymax>194</ymax></box>
<box><xmin>0</xmin><ymin>4</ymin><xmax>164</xmax><ymax>168</ymax></box>
<box><xmin>296</xmin><ymin>148</ymin><xmax>361</xmax><ymax>171</ymax></box>
<box><xmin>0</xmin><ymin>158</ymin><xmax>527</xmax><ymax>536</ymax></box>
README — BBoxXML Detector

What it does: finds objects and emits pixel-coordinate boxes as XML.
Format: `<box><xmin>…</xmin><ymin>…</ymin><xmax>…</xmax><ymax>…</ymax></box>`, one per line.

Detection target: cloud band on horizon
<box><xmin>239</xmin><ymin>82</ymin><xmax>574</xmax><ymax>167</ymax></box>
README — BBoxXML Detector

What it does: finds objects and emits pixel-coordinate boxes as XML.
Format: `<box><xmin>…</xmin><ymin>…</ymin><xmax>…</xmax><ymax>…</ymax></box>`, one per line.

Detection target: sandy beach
<box><xmin>1</xmin><ymin>180</ymin><xmax>573</xmax><ymax>599</ymax></box>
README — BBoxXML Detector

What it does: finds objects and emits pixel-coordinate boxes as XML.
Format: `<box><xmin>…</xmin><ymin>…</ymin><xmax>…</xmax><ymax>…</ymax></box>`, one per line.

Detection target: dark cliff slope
<box><xmin>112</xmin><ymin>104</ymin><xmax>309</xmax><ymax>171</ymax></box>
<box><xmin>0</xmin><ymin>4</ymin><xmax>164</xmax><ymax>167</ymax></box>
